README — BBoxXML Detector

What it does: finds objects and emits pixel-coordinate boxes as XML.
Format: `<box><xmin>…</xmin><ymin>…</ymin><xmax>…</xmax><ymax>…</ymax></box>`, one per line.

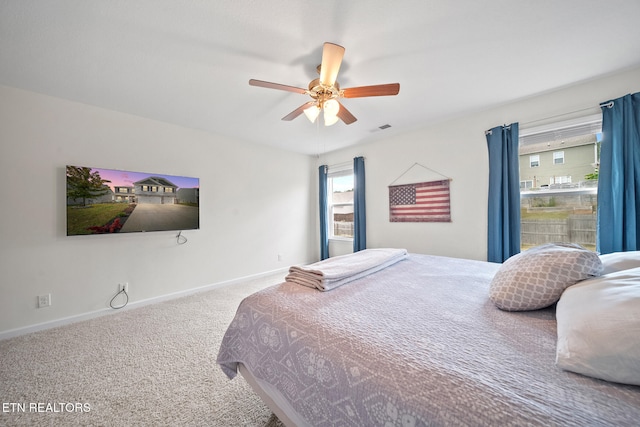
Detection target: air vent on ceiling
<box><xmin>379</xmin><ymin>124</ymin><xmax>391</xmax><ymax>130</ymax></box>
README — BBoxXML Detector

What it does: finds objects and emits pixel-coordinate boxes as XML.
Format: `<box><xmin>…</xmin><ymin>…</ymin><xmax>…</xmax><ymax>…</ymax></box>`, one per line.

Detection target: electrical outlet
<box><xmin>118</xmin><ymin>282</ymin><xmax>129</xmax><ymax>293</ymax></box>
<box><xmin>277</xmin><ymin>254</ymin><xmax>283</xmax><ymax>262</ymax></box>
<box><xmin>38</xmin><ymin>294</ymin><xmax>51</xmax><ymax>308</ymax></box>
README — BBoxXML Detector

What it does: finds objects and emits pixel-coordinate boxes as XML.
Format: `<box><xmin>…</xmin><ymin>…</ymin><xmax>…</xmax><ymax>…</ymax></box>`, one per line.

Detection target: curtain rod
<box><xmin>485</xmin><ymin>100</ymin><xmax>615</xmax><ymax>136</ymax></box>
<box><xmin>520</xmin><ymin>103</ymin><xmax>612</xmax><ymax>128</ymax></box>
<box><xmin>327</xmin><ymin>158</ymin><xmax>366</xmax><ymax>170</ymax></box>
<box><xmin>484</xmin><ymin>124</ymin><xmax>511</xmax><ymax>136</ymax></box>
<box><xmin>328</xmin><ymin>161</ymin><xmax>352</xmax><ymax>169</ymax></box>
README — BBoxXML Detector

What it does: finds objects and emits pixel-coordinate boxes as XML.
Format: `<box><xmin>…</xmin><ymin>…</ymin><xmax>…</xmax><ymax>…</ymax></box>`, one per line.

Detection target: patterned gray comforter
<box><xmin>217</xmin><ymin>254</ymin><xmax>640</xmax><ymax>426</ymax></box>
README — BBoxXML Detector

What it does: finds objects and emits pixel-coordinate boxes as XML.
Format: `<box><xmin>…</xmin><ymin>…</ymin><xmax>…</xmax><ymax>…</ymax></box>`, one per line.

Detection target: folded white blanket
<box><xmin>286</xmin><ymin>248</ymin><xmax>408</xmax><ymax>291</ymax></box>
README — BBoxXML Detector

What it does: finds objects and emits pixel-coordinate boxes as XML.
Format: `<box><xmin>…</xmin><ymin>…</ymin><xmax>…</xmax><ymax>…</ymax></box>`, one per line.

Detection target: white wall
<box><xmin>321</xmin><ymin>66</ymin><xmax>640</xmax><ymax>260</ymax></box>
<box><xmin>3</xmin><ymin>66</ymin><xmax>639</xmax><ymax>336</ymax></box>
<box><xmin>0</xmin><ymin>86</ymin><xmax>316</xmax><ymax>336</ymax></box>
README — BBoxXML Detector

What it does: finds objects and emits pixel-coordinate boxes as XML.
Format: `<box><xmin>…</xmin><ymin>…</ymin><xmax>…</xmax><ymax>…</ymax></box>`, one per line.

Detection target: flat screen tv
<box><xmin>66</xmin><ymin>165</ymin><xmax>200</xmax><ymax>236</ymax></box>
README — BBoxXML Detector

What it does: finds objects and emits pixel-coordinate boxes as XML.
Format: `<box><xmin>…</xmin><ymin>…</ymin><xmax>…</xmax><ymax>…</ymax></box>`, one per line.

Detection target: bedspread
<box><xmin>217</xmin><ymin>254</ymin><xmax>640</xmax><ymax>426</ymax></box>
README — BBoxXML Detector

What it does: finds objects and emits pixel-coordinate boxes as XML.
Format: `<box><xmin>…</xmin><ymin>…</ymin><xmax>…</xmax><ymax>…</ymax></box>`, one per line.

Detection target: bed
<box><xmin>217</xmin><ymin>248</ymin><xmax>640</xmax><ymax>426</ymax></box>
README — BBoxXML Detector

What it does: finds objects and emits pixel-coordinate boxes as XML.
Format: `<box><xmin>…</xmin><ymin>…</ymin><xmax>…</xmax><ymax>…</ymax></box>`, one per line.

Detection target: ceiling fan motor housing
<box><xmin>307</xmin><ymin>78</ymin><xmax>342</xmax><ymax>106</ymax></box>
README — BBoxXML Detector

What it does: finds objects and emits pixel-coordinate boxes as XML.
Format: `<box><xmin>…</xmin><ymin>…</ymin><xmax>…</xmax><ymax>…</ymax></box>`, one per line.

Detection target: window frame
<box><xmin>520</xmin><ymin>180</ymin><xmax>533</xmax><ymax>190</ymax></box>
<box><xmin>327</xmin><ymin>169</ymin><xmax>354</xmax><ymax>241</ymax></box>
<box><xmin>519</xmin><ymin>114</ymin><xmax>602</xmax><ymax>251</ymax></box>
<box><xmin>553</xmin><ymin>151</ymin><xmax>565</xmax><ymax>165</ymax></box>
<box><xmin>550</xmin><ymin>175</ymin><xmax>572</xmax><ymax>185</ymax></box>
<box><xmin>529</xmin><ymin>154</ymin><xmax>540</xmax><ymax>168</ymax></box>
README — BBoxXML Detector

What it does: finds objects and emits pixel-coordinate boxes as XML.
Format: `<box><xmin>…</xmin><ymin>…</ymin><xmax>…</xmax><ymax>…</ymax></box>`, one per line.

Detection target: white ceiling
<box><xmin>1</xmin><ymin>1</ymin><xmax>640</xmax><ymax>156</ymax></box>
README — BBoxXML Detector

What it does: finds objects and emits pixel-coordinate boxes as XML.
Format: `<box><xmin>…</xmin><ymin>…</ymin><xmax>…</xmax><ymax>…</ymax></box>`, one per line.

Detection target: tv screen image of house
<box><xmin>66</xmin><ymin>165</ymin><xmax>200</xmax><ymax>235</ymax></box>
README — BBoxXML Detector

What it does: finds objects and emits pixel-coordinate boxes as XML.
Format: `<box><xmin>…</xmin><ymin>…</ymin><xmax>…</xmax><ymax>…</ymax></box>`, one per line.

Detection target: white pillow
<box><xmin>489</xmin><ymin>243</ymin><xmax>602</xmax><ymax>311</ymax></box>
<box><xmin>599</xmin><ymin>251</ymin><xmax>640</xmax><ymax>274</ymax></box>
<box><xmin>556</xmin><ymin>267</ymin><xmax>640</xmax><ymax>386</ymax></box>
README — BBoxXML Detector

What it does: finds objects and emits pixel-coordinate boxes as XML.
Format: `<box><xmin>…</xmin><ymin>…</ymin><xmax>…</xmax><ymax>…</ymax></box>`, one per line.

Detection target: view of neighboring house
<box><xmin>519</xmin><ymin>121</ymin><xmax>601</xmax><ymax>210</ymax></box>
<box><xmin>519</xmin><ymin>132</ymin><xmax>599</xmax><ymax>191</ymax></box>
<box><xmin>114</xmin><ymin>176</ymin><xmax>179</xmax><ymax>204</ymax></box>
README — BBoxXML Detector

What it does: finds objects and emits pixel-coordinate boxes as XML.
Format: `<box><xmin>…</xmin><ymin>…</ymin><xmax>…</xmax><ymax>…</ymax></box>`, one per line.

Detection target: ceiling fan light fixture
<box><xmin>323</xmin><ymin>99</ymin><xmax>340</xmax><ymax>126</ymax></box>
<box><xmin>324</xmin><ymin>98</ymin><xmax>339</xmax><ymax>114</ymax></box>
<box><xmin>324</xmin><ymin>114</ymin><xmax>340</xmax><ymax>127</ymax></box>
<box><xmin>324</xmin><ymin>111</ymin><xmax>339</xmax><ymax>126</ymax></box>
<box><xmin>303</xmin><ymin>105</ymin><xmax>320</xmax><ymax>123</ymax></box>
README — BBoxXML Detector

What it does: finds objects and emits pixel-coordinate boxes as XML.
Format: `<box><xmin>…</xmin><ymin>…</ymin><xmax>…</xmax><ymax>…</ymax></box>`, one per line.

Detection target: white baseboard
<box><xmin>0</xmin><ymin>267</ymin><xmax>288</xmax><ymax>341</ymax></box>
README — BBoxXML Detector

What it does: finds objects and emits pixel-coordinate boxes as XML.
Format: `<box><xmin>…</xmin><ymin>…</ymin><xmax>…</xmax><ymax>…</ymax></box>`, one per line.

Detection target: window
<box><xmin>519</xmin><ymin>116</ymin><xmax>601</xmax><ymax>251</ymax></box>
<box><xmin>520</xmin><ymin>180</ymin><xmax>533</xmax><ymax>190</ymax></box>
<box><xmin>328</xmin><ymin>171</ymin><xmax>354</xmax><ymax>239</ymax></box>
<box><xmin>550</xmin><ymin>176</ymin><xmax>571</xmax><ymax>185</ymax></box>
<box><xmin>165</xmin><ymin>187</ymin><xmax>174</xmax><ymax>193</ymax></box>
<box><xmin>553</xmin><ymin>151</ymin><xmax>565</xmax><ymax>164</ymax></box>
<box><xmin>529</xmin><ymin>155</ymin><xmax>540</xmax><ymax>167</ymax></box>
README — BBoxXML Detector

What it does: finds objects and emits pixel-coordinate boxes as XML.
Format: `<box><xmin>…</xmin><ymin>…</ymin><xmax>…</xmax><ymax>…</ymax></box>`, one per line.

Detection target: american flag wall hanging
<box><xmin>389</xmin><ymin>179</ymin><xmax>451</xmax><ymax>222</ymax></box>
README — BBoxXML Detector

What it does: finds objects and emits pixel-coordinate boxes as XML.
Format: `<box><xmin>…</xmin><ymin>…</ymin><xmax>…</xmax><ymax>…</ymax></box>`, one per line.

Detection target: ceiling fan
<box><xmin>249</xmin><ymin>42</ymin><xmax>400</xmax><ymax>126</ymax></box>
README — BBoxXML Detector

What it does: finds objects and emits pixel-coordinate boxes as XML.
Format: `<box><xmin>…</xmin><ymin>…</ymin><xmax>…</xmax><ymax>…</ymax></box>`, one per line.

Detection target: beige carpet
<box><xmin>0</xmin><ymin>274</ymin><xmax>287</xmax><ymax>426</ymax></box>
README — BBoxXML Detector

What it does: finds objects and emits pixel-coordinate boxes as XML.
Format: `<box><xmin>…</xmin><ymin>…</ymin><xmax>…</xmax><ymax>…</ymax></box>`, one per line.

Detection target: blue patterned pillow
<box><xmin>489</xmin><ymin>243</ymin><xmax>603</xmax><ymax>311</ymax></box>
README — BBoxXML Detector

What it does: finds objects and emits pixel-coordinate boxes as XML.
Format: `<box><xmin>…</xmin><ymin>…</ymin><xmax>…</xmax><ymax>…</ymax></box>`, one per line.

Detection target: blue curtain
<box><xmin>597</xmin><ymin>92</ymin><xmax>640</xmax><ymax>254</ymax></box>
<box><xmin>486</xmin><ymin>123</ymin><xmax>520</xmax><ymax>263</ymax></box>
<box><xmin>353</xmin><ymin>156</ymin><xmax>366</xmax><ymax>252</ymax></box>
<box><xmin>319</xmin><ymin>165</ymin><xmax>329</xmax><ymax>260</ymax></box>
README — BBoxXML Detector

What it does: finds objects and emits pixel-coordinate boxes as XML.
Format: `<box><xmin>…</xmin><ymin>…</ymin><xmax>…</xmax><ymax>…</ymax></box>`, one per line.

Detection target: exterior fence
<box><xmin>334</xmin><ymin>222</ymin><xmax>354</xmax><ymax>238</ymax></box>
<box><xmin>336</xmin><ymin>216</ymin><xmax>596</xmax><ymax>247</ymax></box>
<box><xmin>521</xmin><ymin>215</ymin><xmax>596</xmax><ymax>248</ymax></box>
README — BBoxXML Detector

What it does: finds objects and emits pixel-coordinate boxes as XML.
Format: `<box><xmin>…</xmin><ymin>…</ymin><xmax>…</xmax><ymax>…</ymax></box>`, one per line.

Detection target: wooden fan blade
<box><xmin>337</xmin><ymin>102</ymin><xmax>357</xmax><ymax>125</ymax></box>
<box><xmin>342</xmin><ymin>83</ymin><xmax>400</xmax><ymax>98</ymax></box>
<box><xmin>249</xmin><ymin>79</ymin><xmax>307</xmax><ymax>94</ymax></box>
<box><xmin>319</xmin><ymin>43</ymin><xmax>345</xmax><ymax>87</ymax></box>
<box><xmin>282</xmin><ymin>101</ymin><xmax>316</xmax><ymax>121</ymax></box>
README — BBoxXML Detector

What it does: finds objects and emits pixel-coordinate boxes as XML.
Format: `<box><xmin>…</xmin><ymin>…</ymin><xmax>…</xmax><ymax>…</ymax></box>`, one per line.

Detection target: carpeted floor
<box><xmin>0</xmin><ymin>273</ymin><xmax>287</xmax><ymax>426</ymax></box>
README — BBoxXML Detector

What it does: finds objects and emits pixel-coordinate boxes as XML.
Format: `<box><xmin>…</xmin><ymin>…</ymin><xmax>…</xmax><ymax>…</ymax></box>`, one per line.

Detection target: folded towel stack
<box><xmin>285</xmin><ymin>248</ymin><xmax>408</xmax><ymax>291</ymax></box>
